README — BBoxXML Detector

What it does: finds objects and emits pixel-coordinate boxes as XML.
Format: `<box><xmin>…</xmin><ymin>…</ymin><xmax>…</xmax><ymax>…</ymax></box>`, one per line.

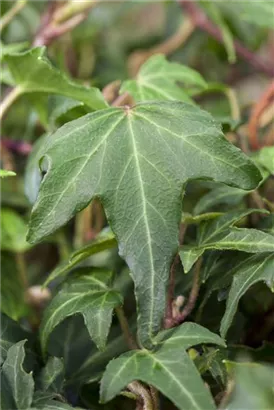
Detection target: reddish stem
<box><xmin>248</xmin><ymin>81</ymin><xmax>274</xmax><ymax>150</ymax></box>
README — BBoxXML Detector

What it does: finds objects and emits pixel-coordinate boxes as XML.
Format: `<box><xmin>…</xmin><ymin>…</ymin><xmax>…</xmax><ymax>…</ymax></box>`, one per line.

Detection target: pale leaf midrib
<box><xmin>127</xmin><ymin>115</ymin><xmax>156</xmax><ymax>343</ymax></box>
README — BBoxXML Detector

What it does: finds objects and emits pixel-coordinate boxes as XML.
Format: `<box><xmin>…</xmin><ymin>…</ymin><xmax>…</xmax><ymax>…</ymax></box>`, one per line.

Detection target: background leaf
<box><xmin>1</xmin><ymin>208</ymin><xmax>31</xmax><ymax>252</ymax></box>
<box><xmin>4</xmin><ymin>47</ymin><xmax>107</xmax><ymax>110</ymax></box>
<box><xmin>40</xmin><ymin>268</ymin><xmax>122</xmax><ymax>355</ymax></box>
<box><xmin>1</xmin><ymin>340</ymin><xmax>34</xmax><ymax>410</ymax></box>
<box><xmin>0</xmin><ymin>314</ymin><xmax>32</xmax><ymax>365</ymax></box>
<box><xmin>120</xmin><ymin>54</ymin><xmax>207</xmax><ymax>102</ymax></box>
<box><xmin>180</xmin><ymin>209</ymin><xmax>272</xmax><ymax>272</ymax></box>
<box><xmin>37</xmin><ymin>357</ymin><xmax>64</xmax><ymax>394</ymax></box>
<box><xmin>100</xmin><ymin>323</ymin><xmax>225</xmax><ymax>410</ymax></box>
<box><xmin>220</xmin><ymin>253</ymin><xmax>274</xmax><ymax>336</ymax></box>
<box><xmin>28</xmin><ymin>101</ymin><xmax>261</xmax><ymax>347</ymax></box>
<box><xmin>44</xmin><ymin>230</ymin><xmax>117</xmax><ymax>286</ymax></box>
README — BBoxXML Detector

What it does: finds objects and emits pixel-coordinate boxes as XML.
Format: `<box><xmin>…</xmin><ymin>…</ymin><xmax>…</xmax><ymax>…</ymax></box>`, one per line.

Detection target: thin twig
<box><xmin>248</xmin><ymin>81</ymin><xmax>274</xmax><ymax>150</ymax></box>
<box><xmin>0</xmin><ymin>87</ymin><xmax>23</xmax><ymax>121</ymax></box>
<box><xmin>179</xmin><ymin>0</ymin><xmax>274</xmax><ymax>77</ymax></box>
<box><xmin>15</xmin><ymin>252</ymin><xmax>28</xmax><ymax>289</ymax></box>
<box><xmin>174</xmin><ymin>256</ymin><xmax>203</xmax><ymax>325</ymax></box>
<box><xmin>0</xmin><ymin>0</ymin><xmax>27</xmax><ymax>33</ymax></box>
<box><xmin>115</xmin><ymin>305</ymin><xmax>138</xmax><ymax>350</ymax></box>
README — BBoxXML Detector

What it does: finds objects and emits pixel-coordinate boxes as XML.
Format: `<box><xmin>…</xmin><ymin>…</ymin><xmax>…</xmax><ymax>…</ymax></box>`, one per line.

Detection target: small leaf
<box><xmin>121</xmin><ymin>54</ymin><xmax>207</xmax><ymax>102</ymax></box>
<box><xmin>1</xmin><ymin>254</ymin><xmax>28</xmax><ymax>320</ymax></box>
<box><xmin>225</xmin><ymin>361</ymin><xmax>274</xmax><ymax>410</ymax></box>
<box><xmin>194</xmin><ymin>184</ymin><xmax>248</xmax><ymax>215</ymax></box>
<box><xmin>1</xmin><ymin>208</ymin><xmax>31</xmax><ymax>252</ymax></box>
<box><xmin>37</xmin><ymin>357</ymin><xmax>64</xmax><ymax>394</ymax></box>
<box><xmin>25</xmin><ymin>134</ymin><xmax>48</xmax><ymax>204</ymax></box>
<box><xmin>222</xmin><ymin>0</ymin><xmax>274</xmax><ymax>29</ymax></box>
<box><xmin>27</xmin><ymin>101</ymin><xmax>262</xmax><ymax>347</ymax></box>
<box><xmin>48</xmin><ymin>95</ymin><xmax>87</xmax><ymax>130</ymax></box>
<box><xmin>0</xmin><ymin>169</ymin><xmax>16</xmax><ymax>178</ymax></box>
<box><xmin>100</xmin><ymin>323</ymin><xmax>224</xmax><ymax>410</ymax></box>
<box><xmin>4</xmin><ymin>47</ymin><xmax>107</xmax><ymax>110</ymax></box>
<box><xmin>0</xmin><ymin>41</ymin><xmax>29</xmax><ymax>60</ymax></box>
<box><xmin>1</xmin><ymin>340</ymin><xmax>34</xmax><ymax>410</ymax></box>
<box><xmin>44</xmin><ymin>230</ymin><xmax>117</xmax><ymax>286</ymax></box>
<box><xmin>154</xmin><ymin>321</ymin><xmax>225</xmax><ymax>348</ymax></box>
<box><xmin>254</xmin><ymin>146</ymin><xmax>274</xmax><ymax>175</ymax></box>
<box><xmin>180</xmin><ymin>209</ymin><xmax>271</xmax><ymax>272</ymax></box>
<box><xmin>40</xmin><ymin>268</ymin><xmax>122</xmax><ymax>356</ymax></box>
<box><xmin>0</xmin><ymin>313</ymin><xmax>32</xmax><ymax>365</ymax></box>
<box><xmin>220</xmin><ymin>253</ymin><xmax>274</xmax><ymax>337</ymax></box>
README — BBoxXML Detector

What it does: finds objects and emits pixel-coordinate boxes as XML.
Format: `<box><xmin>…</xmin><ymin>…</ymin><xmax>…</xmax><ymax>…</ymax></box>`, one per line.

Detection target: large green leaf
<box><xmin>4</xmin><ymin>47</ymin><xmax>107</xmax><ymax>110</ymax></box>
<box><xmin>120</xmin><ymin>54</ymin><xmax>207</xmax><ymax>102</ymax></box>
<box><xmin>100</xmin><ymin>322</ymin><xmax>225</xmax><ymax>410</ymax></box>
<box><xmin>27</xmin><ymin>101</ymin><xmax>262</xmax><ymax>347</ymax></box>
<box><xmin>180</xmin><ymin>209</ymin><xmax>272</xmax><ymax>272</ymax></box>
<box><xmin>1</xmin><ymin>340</ymin><xmax>34</xmax><ymax>410</ymax></box>
<box><xmin>40</xmin><ymin>268</ymin><xmax>122</xmax><ymax>356</ymax></box>
<box><xmin>220</xmin><ymin>253</ymin><xmax>274</xmax><ymax>337</ymax></box>
<box><xmin>37</xmin><ymin>357</ymin><xmax>64</xmax><ymax>394</ymax></box>
<box><xmin>44</xmin><ymin>230</ymin><xmax>117</xmax><ymax>286</ymax></box>
<box><xmin>1</xmin><ymin>208</ymin><xmax>31</xmax><ymax>252</ymax></box>
<box><xmin>0</xmin><ymin>314</ymin><xmax>32</xmax><ymax>365</ymax></box>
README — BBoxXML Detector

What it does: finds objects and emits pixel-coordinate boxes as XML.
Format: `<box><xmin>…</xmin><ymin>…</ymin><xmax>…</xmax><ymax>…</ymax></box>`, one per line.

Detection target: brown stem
<box><xmin>174</xmin><ymin>256</ymin><xmax>203</xmax><ymax>325</ymax></box>
<box><xmin>248</xmin><ymin>81</ymin><xmax>274</xmax><ymax>150</ymax></box>
<box><xmin>128</xmin><ymin>17</ymin><xmax>195</xmax><ymax>77</ymax></box>
<box><xmin>115</xmin><ymin>305</ymin><xmax>138</xmax><ymax>350</ymax></box>
<box><xmin>179</xmin><ymin>0</ymin><xmax>274</xmax><ymax>77</ymax></box>
<box><xmin>164</xmin><ymin>223</ymin><xmax>187</xmax><ymax>328</ymax></box>
<box><xmin>127</xmin><ymin>382</ymin><xmax>154</xmax><ymax>410</ymax></box>
<box><xmin>15</xmin><ymin>252</ymin><xmax>28</xmax><ymax>289</ymax></box>
<box><xmin>112</xmin><ymin>92</ymin><xmax>133</xmax><ymax>107</ymax></box>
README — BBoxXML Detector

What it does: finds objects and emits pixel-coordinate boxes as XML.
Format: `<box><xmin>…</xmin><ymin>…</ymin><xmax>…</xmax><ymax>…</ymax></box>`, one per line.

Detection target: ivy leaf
<box><xmin>254</xmin><ymin>146</ymin><xmax>274</xmax><ymax>175</ymax></box>
<box><xmin>40</xmin><ymin>268</ymin><xmax>122</xmax><ymax>356</ymax></box>
<box><xmin>220</xmin><ymin>253</ymin><xmax>274</xmax><ymax>337</ymax></box>
<box><xmin>44</xmin><ymin>230</ymin><xmax>117</xmax><ymax>286</ymax></box>
<box><xmin>1</xmin><ymin>208</ymin><xmax>31</xmax><ymax>252</ymax></box>
<box><xmin>202</xmin><ymin>2</ymin><xmax>236</xmax><ymax>63</ymax></box>
<box><xmin>1</xmin><ymin>340</ymin><xmax>34</xmax><ymax>410</ymax></box>
<box><xmin>0</xmin><ymin>41</ymin><xmax>29</xmax><ymax>60</ymax></box>
<box><xmin>4</xmin><ymin>47</ymin><xmax>107</xmax><ymax>110</ymax></box>
<box><xmin>180</xmin><ymin>209</ymin><xmax>271</xmax><ymax>272</ymax></box>
<box><xmin>1</xmin><ymin>254</ymin><xmax>29</xmax><ymax>320</ymax></box>
<box><xmin>194</xmin><ymin>184</ymin><xmax>248</xmax><ymax>215</ymax></box>
<box><xmin>0</xmin><ymin>313</ymin><xmax>32</xmax><ymax>365</ymax></box>
<box><xmin>27</xmin><ymin>101</ymin><xmax>262</xmax><ymax>347</ymax></box>
<box><xmin>100</xmin><ymin>323</ymin><xmax>225</xmax><ymax>410</ymax></box>
<box><xmin>37</xmin><ymin>357</ymin><xmax>64</xmax><ymax>394</ymax></box>
<box><xmin>221</xmin><ymin>0</ymin><xmax>274</xmax><ymax>29</ymax></box>
<box><xmin>25</xmin><ymin>134</ymin><xmax>48</xmax><ymax>204</ymax></box>
<box><xmin>120</xmin><ymin>54</ymin><xmax>207</xmax><ymax>102</ymax></box>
